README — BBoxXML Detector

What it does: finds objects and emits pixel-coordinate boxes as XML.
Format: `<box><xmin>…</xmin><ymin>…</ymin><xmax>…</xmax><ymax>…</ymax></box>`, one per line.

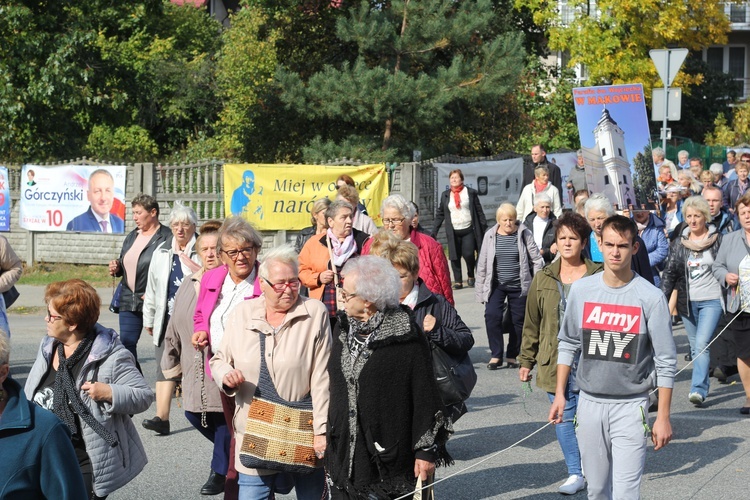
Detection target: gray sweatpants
<box><xmin>576</xmin><ymin>392</ymin><xmax>650</xmax><ymax>500</ymax></box>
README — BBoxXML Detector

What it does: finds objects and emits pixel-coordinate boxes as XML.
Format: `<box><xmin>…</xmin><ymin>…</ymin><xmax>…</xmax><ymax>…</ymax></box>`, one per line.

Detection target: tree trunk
<box><xmin>382</xmin><ymin>117</ymin><xmax>393</xmax><ymax>151</ymax></box>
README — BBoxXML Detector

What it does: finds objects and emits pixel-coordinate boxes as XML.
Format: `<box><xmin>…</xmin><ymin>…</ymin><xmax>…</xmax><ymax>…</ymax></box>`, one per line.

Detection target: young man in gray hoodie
<box><xmin>550</xmin><ymin>215</ymin><xmax>677</xmax><ymax>499</ymax></box>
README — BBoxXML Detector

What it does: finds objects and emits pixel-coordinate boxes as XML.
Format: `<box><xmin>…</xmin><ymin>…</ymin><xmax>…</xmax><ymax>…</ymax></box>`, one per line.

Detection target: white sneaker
<box><xmin>559</xmin><ymin>474</ymin><xmax>586</xmax><ymax>495</ymax></box>
<box><xmin>689</xmin><ymin>392</ymin><xmax>705</xmax><ymax>406</ymax></box>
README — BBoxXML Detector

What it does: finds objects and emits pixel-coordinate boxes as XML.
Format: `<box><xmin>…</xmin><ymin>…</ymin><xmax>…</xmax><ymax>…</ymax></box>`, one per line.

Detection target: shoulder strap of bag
<box><xmin>326</xmin><ymin>235</ymin><xmax>340</xmax><ymax>288</ymax></box>
<box><xmin>556</xmin><ymin>280</ymin><xmax>567</xmax><ymax>312</ymax></box>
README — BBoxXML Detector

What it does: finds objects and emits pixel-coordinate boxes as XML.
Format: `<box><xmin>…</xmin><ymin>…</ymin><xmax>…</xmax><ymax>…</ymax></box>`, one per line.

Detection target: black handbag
<box><xmin>3</xmin><ymin>286</ymin><xmax>20</xmax><ymax>307</ymax></box>
<box><xmin>424</xmin><ymin>303</ymin><xmax>477</xmax><ymax>422</ymax></box>
<box><xmin>109</xmin><ymin>282</ymin><xmax>122</xmax><ymax>314</ymax></box>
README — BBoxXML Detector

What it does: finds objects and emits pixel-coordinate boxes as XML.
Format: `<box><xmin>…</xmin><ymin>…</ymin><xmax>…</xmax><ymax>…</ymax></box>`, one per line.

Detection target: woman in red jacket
<box><xmin>380</xmin><ymin>194</ymin><xmax>454</xmax><ymax>305</ymax></box>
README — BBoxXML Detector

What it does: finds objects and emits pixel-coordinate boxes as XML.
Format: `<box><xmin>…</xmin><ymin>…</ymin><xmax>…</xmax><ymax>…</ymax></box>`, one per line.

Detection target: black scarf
<box><xmin>53</xmin><ymin>333</ymin><xmax>118</xmax><ymax>448</ymax></box>
<box><xmin>346</xmin><ymin>310</ymin><xmax>385</xmax><ymax>359</ymax></box>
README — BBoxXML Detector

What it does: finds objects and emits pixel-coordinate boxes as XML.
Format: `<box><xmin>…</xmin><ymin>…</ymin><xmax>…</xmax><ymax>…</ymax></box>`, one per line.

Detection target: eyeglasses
<box><xmin>46</xmin><ymin>308</ymin><xmax>63</xmax><ymax>323</ymax></box>
<box><xmin>382</xmin><ymin>217</ymin><xmax>406</xmax><ymax>226</ymax></box>
<box><xmin>262</xmin><ymin>277</ymin><xmax>301</xmax><ymax>293</ymax></box>
<box><xmin>222</xmin><ymin>247</ymin><xmax>257</xmax><ymax>261</ymax></box>
<box><xmin>171</xmin><ymin>222</ymin><xmax>193</xmax><ymax>230</ymax></box>
<box><xmin>340</xmin><ymin>289</ymin><xmax>358</xmax><ymax>302</ymax></box>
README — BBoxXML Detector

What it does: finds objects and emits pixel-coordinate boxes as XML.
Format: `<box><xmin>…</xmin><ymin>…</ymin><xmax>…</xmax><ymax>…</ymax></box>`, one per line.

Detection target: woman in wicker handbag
<box><xmin>210</xmin><ymin>245</ymin><xmax>332</xmax><ymax>499</ymax></box>
<box><xmin>326</xmin><ymin>256</ymin><xmax>452</xmax><ymax>499</ymax></box>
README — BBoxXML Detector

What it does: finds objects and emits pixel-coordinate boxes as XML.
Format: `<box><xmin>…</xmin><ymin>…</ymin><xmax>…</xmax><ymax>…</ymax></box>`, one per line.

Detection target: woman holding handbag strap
<box><xmin>210</xmin><ymin>245</ymin><xmax>332</xmax><ymax>499</ymax></box>
<box><xmin>369</xmin><ymin>232</ymin><xmax>475</xmax><ymax>421</ymax></box>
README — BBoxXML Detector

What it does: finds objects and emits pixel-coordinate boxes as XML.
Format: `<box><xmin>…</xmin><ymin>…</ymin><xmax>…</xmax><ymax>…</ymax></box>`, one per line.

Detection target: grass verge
<box><xmin>19</xmin><ymin>263</ymin><xmax>113</xmax><ymax>288</ymax></box>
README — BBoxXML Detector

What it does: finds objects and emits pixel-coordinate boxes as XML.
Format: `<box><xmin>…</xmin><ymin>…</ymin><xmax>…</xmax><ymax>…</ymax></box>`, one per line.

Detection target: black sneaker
<box><xmin>467</xmin><ymin>278</ymin><xmax>476</xmax><ymax>287</ymax></box>
<box><xmin>142</xmin><ymin>416</ymin><xmax>170</xmax><ymax>435</ymax></box>
<box><xmin>452</xmin><ymin>282</ymin><xmax>463</xmax><ymax>290</ymax></box>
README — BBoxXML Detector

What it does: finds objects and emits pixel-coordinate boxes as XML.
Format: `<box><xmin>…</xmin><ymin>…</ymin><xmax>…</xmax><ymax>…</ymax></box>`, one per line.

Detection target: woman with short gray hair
<box><xmin>381</xmin><ymin>194</ymin><xmax>454</xmax><ymax>304</ymax></box>
<box><xmin>523</xmin><ymin>192</ymin><xmax>557</xmax><ymax>263</ymax></box>
<box><xmin>192</xmin><ymin>216</ymin><xmax>264</xmax><ymax>496</ymax></box>
<box><xmin>662</xmin><ymin>196</ymin><xmax>723</xmax><ymax>406</ymax></box>
<box><xmin>326</xmin><ymin>256</ymin><xmax>452</xmax><ymax>498</ymax></box>
<box><xmin>210</xmin><ymin>243</ymin><xmax>332</xmax><ymax>498</ymax></box>
<box><xmin>142</xmin><ymin>200</ymin><xmax>201</xmax><ymax>435</ymax></box>
<box><xmin>299</xmin><ymin>200</ymin><xmax>371</xmax><ymax>319</ymax></box>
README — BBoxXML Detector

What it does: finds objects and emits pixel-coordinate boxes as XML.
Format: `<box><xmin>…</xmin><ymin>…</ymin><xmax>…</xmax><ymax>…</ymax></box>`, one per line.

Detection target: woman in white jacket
<box><xmin>516</xmin><ymin>165</ymin><xmax>563</xmax><ymax>220</ymax></box>
<box><xmin>141</xmin><ymin>201</ymin><xmax>201</xmax><ymax>435</ymax></box>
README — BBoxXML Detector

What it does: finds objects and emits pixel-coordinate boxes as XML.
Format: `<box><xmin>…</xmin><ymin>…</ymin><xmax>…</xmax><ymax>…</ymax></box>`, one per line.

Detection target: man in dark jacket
<box><xmin>523</xmin><ymin>144</ymin><xmax>563</xmax><ymax>196</ymax></box>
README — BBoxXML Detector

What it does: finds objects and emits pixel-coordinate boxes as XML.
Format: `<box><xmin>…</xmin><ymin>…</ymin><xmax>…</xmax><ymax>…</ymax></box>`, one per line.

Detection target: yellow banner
<box><xmin>224</xmin><ymin>164</ymin><xmax>389</xmax><ymax>230</ymax></box>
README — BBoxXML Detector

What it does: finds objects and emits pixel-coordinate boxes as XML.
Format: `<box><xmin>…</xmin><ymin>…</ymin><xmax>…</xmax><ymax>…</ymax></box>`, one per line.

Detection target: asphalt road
<box><xmin>7</xmin><ymin>284</ymin><xmax>750</xmax><ymax>499</ymax></box>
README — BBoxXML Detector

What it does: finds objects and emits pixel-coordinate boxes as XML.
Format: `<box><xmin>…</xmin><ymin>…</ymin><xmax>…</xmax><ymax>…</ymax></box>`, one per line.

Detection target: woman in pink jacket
<box><xmin>191</xmin><ymin>216</ymin><xmax>263</xmax><ymax>499</ymax></box>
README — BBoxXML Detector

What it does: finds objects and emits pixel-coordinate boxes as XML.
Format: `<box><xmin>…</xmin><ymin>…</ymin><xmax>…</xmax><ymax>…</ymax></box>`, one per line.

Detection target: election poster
<box><xmin>20</xmin><ymin>165</ymin><xmax>127</xmax><ymax>233</ymax></box>
<box><xmin>434</xmin><ymin>158</ymin><xmax>524</xmax><ymax>222</ymax></box>
<box><xmin>572</xmin><ymin>84</ymin><xmax>656</xmax><ymax>209</ymax></box>
<box><xmin>224</xmin><ymin>164</ymin><xmax>390</xmax><ymax>230</ymax></box>
<box><xmin>0</xmin><ymin>167</ymin><xmax>10</xmax><ymax>232</ymax></box>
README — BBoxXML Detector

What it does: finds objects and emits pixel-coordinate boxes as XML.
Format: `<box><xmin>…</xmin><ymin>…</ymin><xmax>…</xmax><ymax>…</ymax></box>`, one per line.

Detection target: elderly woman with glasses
<box><xmin>326</xmin><ymin>256</ymin><xmax>451</xmax><ymax>499</ymax></box>
<box><xmin>210</xmin><ymin>245</ymin><xmax>332</xmax><ymax>499</ymax></box>
<box><xmin>1</xmin><ymin>329</ymin><xmax>88</xmax><ymax>499</ymax></box>
<box><xmin>160</xmin><ymin>220</ymin><xmax>229</xmax><ymax>496</ymax></box>
<box><xmin>108</xmin><ymin>194</ymin><xmax>172</xmax><ymax>365</ymax></box>
<box><xmin>141</xmin><ymin>201</ymin><xmax>202</xmax><ymax>436</ymax></box>
<box><xmin>25</xmin><ymin>280</ymin><xmax>154</xmax><ymax>499</ymax></box>
<box><xmin>299</xmin><ymin>200</ymin><xmax>372</xmax><ymax>320</ymax></box>
<box><xmin>192</xmin><ymin>216</ymin><xmax>264</xmax><ymax>498</ymax></box>
<box><xmin>380</xmin><ymin>194</ymin><xmax>454</xmax><ymax>305</ymax></box>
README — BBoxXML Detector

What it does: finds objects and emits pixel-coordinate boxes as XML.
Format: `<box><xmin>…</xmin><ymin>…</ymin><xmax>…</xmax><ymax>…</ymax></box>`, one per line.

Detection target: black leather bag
<box><xmin>2</xmin><ymin>286</ymin><xmax>20</xmax><ymax>307</ymax></box>
<box><xmin>424</xmin><ymin>302</ymin><xmax>477</xmax><ymax>422</ymax></box>
<box><xmin>431</xmin><ymin>343</ymin><xmax>477</xmax><ymax>408</ymax></box>
<box><xmin>109</xmin><ymin>282</ymin><xmax>122</xmax><ymax>314</ymax></box>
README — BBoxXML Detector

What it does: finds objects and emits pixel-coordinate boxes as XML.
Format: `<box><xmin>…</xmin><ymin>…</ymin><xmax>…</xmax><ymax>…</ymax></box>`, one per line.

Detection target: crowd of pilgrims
<box><xmin>2</xmin><ymin>148</ymin><xmax>750</xmax><ymax>500</ymax></box>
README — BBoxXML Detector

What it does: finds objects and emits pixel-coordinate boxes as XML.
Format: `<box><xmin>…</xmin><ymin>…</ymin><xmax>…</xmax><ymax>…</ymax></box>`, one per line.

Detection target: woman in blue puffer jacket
<box><xmin>633</xmin><ymin>208</ymin><xmax>669</xmax><ymax>287</ymax></box>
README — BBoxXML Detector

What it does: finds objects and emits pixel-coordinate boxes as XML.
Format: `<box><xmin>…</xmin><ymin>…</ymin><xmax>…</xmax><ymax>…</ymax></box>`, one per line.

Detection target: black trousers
<box><xmin>450</xmin><ymin>227</ymin><xmax>477</xmax><ymax>283</ymax></box>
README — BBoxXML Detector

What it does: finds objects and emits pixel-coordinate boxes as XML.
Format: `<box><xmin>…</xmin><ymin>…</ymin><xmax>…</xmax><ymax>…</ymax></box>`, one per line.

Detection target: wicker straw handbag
<box><xmin>238</xmin><ymin>332</ymin><xmax>318</xmax><ymax>474</ymax></box>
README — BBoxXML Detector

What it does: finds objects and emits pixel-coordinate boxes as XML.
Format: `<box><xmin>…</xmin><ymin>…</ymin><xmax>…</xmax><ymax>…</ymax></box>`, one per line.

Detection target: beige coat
<box><xmin>161</xmin><ymin>269</ymin><xmax>223</xmax><ymax>413</ymax></box>
<box><xmin>209</xmin><ymin>295</ymin><xmax>332</xmax><ymax>476</ymax></box>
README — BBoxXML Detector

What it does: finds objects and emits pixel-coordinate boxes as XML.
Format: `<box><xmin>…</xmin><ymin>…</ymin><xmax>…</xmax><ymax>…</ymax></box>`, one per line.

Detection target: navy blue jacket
<box><xmin>66</xmin><ymin>207</ymin><xmax>124</xmax><ymax>233</ymax></box>
<box><xmin>0</xmin><ymin>377</ymin><xmax>87</xmax><ymax>499</ymax></box>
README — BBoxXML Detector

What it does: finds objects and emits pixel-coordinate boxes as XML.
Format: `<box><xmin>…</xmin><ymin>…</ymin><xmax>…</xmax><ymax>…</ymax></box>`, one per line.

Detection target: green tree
<box><xmin>632</xmin><ymin>147</ymin><xmax>656</xmax><ymax>204</ymax></box>
<box><xmin>516</xmin><ymin>0</ymin><xmax>730</xmax><ymax>94</ymax></box>
<box><xmin>277</xmin><ymin>0</ymin><xmax>526</xmax><ymax>160</ymax></box>
<box><xmin>661</xmin><ymin>57</ymin><xmax>742</xmax><ymax>142</ymax></box>
<box><xmin>0</xmin><ymin>1</ymin><xmax>220</xmax><ymax>162</ymax></box>
<box><xmin>704</xmin><ymin>102</ymin><xmax>750</xmax><ymax>146</ymax></box>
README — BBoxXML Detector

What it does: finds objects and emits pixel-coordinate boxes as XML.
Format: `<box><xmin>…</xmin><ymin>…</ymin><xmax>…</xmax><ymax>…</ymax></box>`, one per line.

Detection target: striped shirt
<box><xmin>494</xmin><ymin>232</ymin><xmax>521</xmax><ymax>289</ymax></box>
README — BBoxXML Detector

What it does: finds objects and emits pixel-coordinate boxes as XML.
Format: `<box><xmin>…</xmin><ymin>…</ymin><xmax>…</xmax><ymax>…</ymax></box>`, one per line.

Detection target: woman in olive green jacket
<box><xmin>518</xmin><ymin>212</ymin><xmax>603</xmax><ymax>495</ymax></box>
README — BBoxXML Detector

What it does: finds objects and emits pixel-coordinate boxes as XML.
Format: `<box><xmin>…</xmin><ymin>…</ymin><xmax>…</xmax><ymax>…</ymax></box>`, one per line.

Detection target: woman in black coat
<box><xmin>431</xmin><ymin>169</ymin><xmax>487</xmax><ymax>289</ymax></box>
<box><xmin>326</xmin><ymin>256</ymin><xmax>451</xmax><ymax>499</ymax></box>
<box><xmin>108</xmin><ymin>194</ymin><xmax>171</xmax><ymax>365</ymax></box>
<box><xmin>369</xmin><ymin>233</ymin><xmax>475</xmax><ymax>422</ymax></box>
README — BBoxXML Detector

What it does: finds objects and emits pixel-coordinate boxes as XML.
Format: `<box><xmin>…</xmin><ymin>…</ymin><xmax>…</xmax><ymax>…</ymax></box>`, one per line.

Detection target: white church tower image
<box><xmin>580</xmin><ymin>107</ymin><xmax>635</xmax><ymax>209</ymax></box>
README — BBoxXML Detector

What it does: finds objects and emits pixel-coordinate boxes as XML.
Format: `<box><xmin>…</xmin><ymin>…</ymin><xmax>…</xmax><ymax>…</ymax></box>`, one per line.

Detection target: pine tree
<box><xmin>277</xmin><ymin>0</ymin><xmax>525</xmax><ymax>158</ymax></box>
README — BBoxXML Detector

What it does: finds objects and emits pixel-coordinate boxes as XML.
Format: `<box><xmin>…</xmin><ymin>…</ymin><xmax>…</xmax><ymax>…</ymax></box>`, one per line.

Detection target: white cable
<box><xmin>649</xmin><ymin>308</ymin><xmax>743</xmax><ymax>396</ymax></box>
<box><xmin>395</xmin><ymin>309</ymin><xmax>745</xmax><ymax>499</ymax></box>
<box><xmin>393</xmin><ymin>421</ymin><xmax>553</xmax><ymax>500</ymax></box>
